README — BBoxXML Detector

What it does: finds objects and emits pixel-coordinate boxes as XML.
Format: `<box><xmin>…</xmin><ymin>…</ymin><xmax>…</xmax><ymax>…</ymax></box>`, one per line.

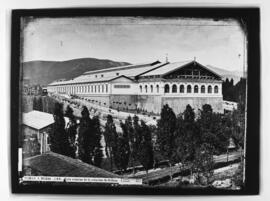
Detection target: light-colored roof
<box><xmin>48</xmin><ymin>61</ymin><xmax>165</xmax><ymax>86</ymax></box>
<box><xmin>83</xmin><ymin>62</ymin><xmax>154</xmax><ymax>74</ymax></box>
<box><xmin>23</xmin><ymin>110</ymin><xmax>69</xmax><ymax>130</ymax></box>
<box><xmin>141</xmin><ymin>60</ymin><xmax>192</xmax><ymax>76</ymax></box>
<box><xmin>48</xmin><ymin>60</ymin><xmax>222</xmax><ymax>86</ymax></box>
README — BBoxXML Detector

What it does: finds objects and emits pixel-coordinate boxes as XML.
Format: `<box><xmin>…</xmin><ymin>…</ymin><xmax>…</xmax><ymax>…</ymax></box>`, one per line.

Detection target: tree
<box><xmin>38</xmin><ymin>96</ymin><xmax>43</xmax><ymax>111</ymax></box>
<box><xmin>197</xmin><ymin>104</ymin><xmax>230</xmax><ymax>155</ymax></box>
<box><xmin>156</xmin><ymin>104</ymin><xmax>177</xmax><ymax>179</ymax></box>
<box><xmin>65</xmin><ymin>105</ymin><xmax>77</xmax><ymax>158</ymax></box>
<box><xmin>78</xmin><ymin>106</ymin><xmax>95</xmax><ymax>164</ymax></box>
<box><xmin>33</xmin><ymin>96</ymin><xmax>38</xmax><ymax>110</ymax></box>
<box><xmin>92</xmin><ymin>116</ymin><xmax>103</xmax><ymax>167</ymax></box>
<box><xmin>174</xmin><ymin>105</ymin><xmax>199</xmax><ymax>174</ymax></box>
<box><xmin>121</xmin><ymin>116</ymin><xmax>137</xmax><ymax>174</ymax></box>
<box><xmin>104</xmin><ymin>115</ymin><xmax>118</xmax><ymax>171</ymax></box>
<box><xmin>193</xmin><ymin>143</ymin><xmax>215</xmax><ymax>185</ymax></box>
<box><xmin>50</xmin><ymin>102</ymin><xmax>72</xmax><ymax>157</ymax></box>
<box><xmin>133</xmin><ymin>115</ymin><xmax>142</xmax><ymax>157</ymax></box>
<box><xmin>113</xmin><ymin>126</ymin><xmax>130</xmax><ymax>173</ymax></box>
<box><xmin>137</xmin><ymin>120</ymin><xmax>154</xmax><ymax>184</ymax></box>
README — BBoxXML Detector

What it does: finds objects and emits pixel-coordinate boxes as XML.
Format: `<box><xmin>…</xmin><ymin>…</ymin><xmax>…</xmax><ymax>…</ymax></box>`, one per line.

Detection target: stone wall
<box><xmin>109</xmin><ymin>95</ymin><xmax>138</xmax><ymax>111</ymax></box>
<box><xmin>79</xmin><ymin>94</ymin><xmax>110</xmax><ymax>108</ymax></box>
<box><xmin>162</xmin><ymin>96</ymin><xmax>223</xmax><ymax>115</ymax></box>
<box><xmin>137</xmin><ymin>95</ymin><xmax>163</xmax><ymax>114</ymax></box>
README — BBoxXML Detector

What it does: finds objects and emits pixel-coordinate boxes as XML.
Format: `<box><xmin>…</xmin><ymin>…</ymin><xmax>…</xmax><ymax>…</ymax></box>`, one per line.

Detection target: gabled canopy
<box><xmin>139</xmin><ymin>61</ymin><xmax>222</xmax><ymax>80</ymax></box>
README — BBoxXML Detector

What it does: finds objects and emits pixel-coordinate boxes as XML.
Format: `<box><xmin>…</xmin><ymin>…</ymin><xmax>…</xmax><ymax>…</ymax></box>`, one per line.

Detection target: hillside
<box><xmin>206</xmin><ymin>65</ymin><xmax>245</xmax><ymax>83</ymax></box>
<box><xmin>22</xmin><ymin>58</ymin><xmax>244</xmax><ymax>86</ymax></box>
<box><xmin>22</xmin><ymin>58</ymin><xmax>130</xmax><ymax>86</ymax></box>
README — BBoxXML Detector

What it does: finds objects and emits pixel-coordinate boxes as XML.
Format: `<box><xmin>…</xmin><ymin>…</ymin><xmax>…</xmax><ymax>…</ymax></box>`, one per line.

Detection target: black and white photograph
<box><xmin>10</xmin><ymin>8</ymin><xmax>260</xmax><ymax>195</ymax></box>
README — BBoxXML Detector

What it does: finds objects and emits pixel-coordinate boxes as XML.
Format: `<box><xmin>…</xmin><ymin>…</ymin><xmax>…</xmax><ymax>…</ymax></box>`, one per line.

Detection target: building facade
<box><xmin>22</xmin><ymin>110</ymin><xmax>69</xmax><ymax>157</ymax></box>
<box><xmin>47</xmin><ymin>60</ymin><xmax>223</xmax><ymax>114</ymax></box>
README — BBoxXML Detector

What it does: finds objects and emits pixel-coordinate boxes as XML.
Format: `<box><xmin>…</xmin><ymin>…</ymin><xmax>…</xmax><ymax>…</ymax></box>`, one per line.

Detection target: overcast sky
<box><xmin>22</xmin><ymin>17</ymin><xmax>246</xmax><ymax>72</ymax></box>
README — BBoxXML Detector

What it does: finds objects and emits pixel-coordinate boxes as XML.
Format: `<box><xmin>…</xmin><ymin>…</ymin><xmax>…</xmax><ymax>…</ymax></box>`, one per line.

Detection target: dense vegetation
<box><xmin>26</xmin><ymin>78</ymin><xmax>246</xmax><ymax>185</ymax></box>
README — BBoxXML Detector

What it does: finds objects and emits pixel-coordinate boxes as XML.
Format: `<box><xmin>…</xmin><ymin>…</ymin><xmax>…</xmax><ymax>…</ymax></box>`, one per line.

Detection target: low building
<box><xmin>22</xmin><ymin>110</ymin><xmax>69</xmax><ymax>157</ymax></box>
<box><xmin>223</xmin><ymin>100</ymin><xmax>238</xmax><ymax>113</ymax></box>
<box><xmin>47</xmin><ymin>59</ymin><xmax>223</xmax><ymax>114</ymax></box>
<box><xmin>23</xmin><ymin>152</ymin><xmax>120</xmax><ymax>178</ymax></box>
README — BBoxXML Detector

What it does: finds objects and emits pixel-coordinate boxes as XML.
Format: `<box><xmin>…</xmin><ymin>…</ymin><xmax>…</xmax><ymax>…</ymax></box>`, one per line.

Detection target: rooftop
<box><xmin>48</xmin><ymin>61</ymin><xmax>165</xmax><ymax>86</ymax></box>
<box><xmin>24</xmin><ymin>152</ymin><xmax>120</xmax><ymax>178</ymax></box>
<box><xmin>23</xmin><ymin>110</ymin><xmax>69</xmax><ymax>130</ymax></box>
<box><xmin>140</xmin><ymin>60</ymin><xmax>193</xmax><ymax>76</ymax></box>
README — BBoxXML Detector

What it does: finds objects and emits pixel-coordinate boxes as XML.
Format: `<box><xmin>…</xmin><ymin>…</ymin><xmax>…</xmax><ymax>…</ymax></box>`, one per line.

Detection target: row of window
<box><xmin>139</xmin><ymin>85</ymin><xmax>160</xmax><ymax>93</ymax></box>
<box><xmin>53</xmin><ymin>84</ymin><xmax>109</xmax><ymax>94</ymax></box>
<box><xmin>139</xmin><ymin>84</ymin><xmax>219</xmax><ymax>94</ymax></box>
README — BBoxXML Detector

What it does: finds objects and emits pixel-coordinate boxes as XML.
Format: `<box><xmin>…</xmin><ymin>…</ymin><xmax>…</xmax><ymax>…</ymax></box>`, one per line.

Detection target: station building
<box><xmin>47</xmin><ymin>60</ymin><xmax>223</xmax><ymax>114</ymax></box>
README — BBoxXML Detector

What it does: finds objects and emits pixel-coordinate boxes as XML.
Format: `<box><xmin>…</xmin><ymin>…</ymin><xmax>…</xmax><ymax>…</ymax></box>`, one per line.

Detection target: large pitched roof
<box><xmin>140</xmin><ymin>60</ymin><xmax>222</xmax><ymax>79</ymax></box>
<box><xmin>24</xmin><ymin>152</ymin><xmax>120</xmax><ymax>178</ymax></box>
<box><xmin>83</xmin><ymin>62</ymin><xmax>156</xmax><ymax>74</ymax></box>
<box><xmin>140</xmin><ymin>60</ymin><xmax>192</xmax><ymax>76</ymax></box>
<box><xmin>23</xmin><ymin>110</ymin><xmax>69</xmax><ymax>130</ymax></box>
<box><xmin>48</xmin><ymin>61</ymin><xmax>165</xmax><ymax>86</ymax></box>
<box><xmin>48</xmin><ymin>60</ymin><xmax>223</xmax><ymax>86</ymax></box>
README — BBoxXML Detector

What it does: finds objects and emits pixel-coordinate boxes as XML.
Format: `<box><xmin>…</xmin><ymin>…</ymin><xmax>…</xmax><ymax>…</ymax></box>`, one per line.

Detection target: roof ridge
<box><xmin>83</xmin><ymin>62</ymin><xmax>155</xmax><ymax>75</ymax></box>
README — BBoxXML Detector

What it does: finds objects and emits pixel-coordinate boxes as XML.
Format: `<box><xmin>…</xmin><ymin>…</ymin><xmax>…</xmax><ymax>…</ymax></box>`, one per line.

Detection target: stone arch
<box><xmin>208</xmin><ymin>85</ymin><xmax>212</xmax><ymax>93</ymax></box>
<box><xmin>201</xmin><ymin>85</ymin><xmax>205</xmax><ymax>93</ymax></box>
<box><xmin>172</xmin><ymin>84</ymin><xmax>177</xmax><ymax>93</ymax></box>
<box><xmin>164</xmin><ymin>84</ymin><xmax>170</xmax><ymax>93</ymax></box>
<box><xmin>187</xmin><ymin>85</ymin><xmax>192</xmax><ymax>93</ymax></box>
<box><xmin>139</xmin><ymin>85</ymin><xmax>142</xmax><ymax>93</ymax></box>
<box><xmin>179</xmin><ymin>84</ymin><xmax>185</xmax><ymax>93</ymax></box>
<box><xmin>145</xmin><ymin>85</ymin><xmax>148</xmax><ymax>93</ymax></box>
<box><xmin>194</xmin><ymin>85</ymin><xmax>199</xmax><ymax>93</ymax></box>
<box><xmin>214</xmin><ymin>85</ymin><xmax>219</xmax><ymax>93</ymax></box>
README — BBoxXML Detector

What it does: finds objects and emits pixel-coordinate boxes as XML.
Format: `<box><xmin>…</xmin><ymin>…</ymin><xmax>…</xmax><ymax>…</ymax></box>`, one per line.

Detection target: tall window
<box><xmin>214</xmin><ymin>85</ymin><xmax>219</xmax><ymax>93</ymax></box>
<box><xmin>106</xmin><ymin>84</ymin><xmax>108</xmax><ymax>93</ymax></box>
<box><xmin>150</xmin><ymin>85</ymin><xmax>153</xmax><ymax>93</ymax></box>
<box><xmin>98</xmin><ymin>85</ymin><xmax>100</xmax><ymax>93</ymax></box>
<box><xmin>180</xmin><ymin>85</ymin><xmax>184</xmax><ymax>93</ymax></box>
<box><xmin>187</xmin><ymin>85</ymin><xmax>192</xmax><ymax>93</ymax></box>
<box><xmin>164</xmin><ymin>84</ymin><xmax>170</xmax><ymax>93</ymax></box>
<box><xmin>194</xmin><ymin>85</ymin><xmax>199</xmax><ymax>93</ymax></box>
<box><xmin>156</xmin><ymin>85</ymin><xmax>159</xmax><ymax>93</ymax></box>
<box><xmin>102</xmin><ymin>85</ymin><xmax>104</xmax><ymax>93</ymax></box>
<box><xmin>208</xmin><ymin>85</ymin><xmax>212</xmax><ymax>93</ymax></box>
<box><xmin>95</xmin><ymin>85</ymin><xmax>96</xmax><ymax>93</ymax></box>
<box><xmin>145</xmin><ymin>85</ymin><xmax>148</xmax><ymax>93</ymax></box>
<box><xmin>201</xmin><ymin>85</ymin><xmax>205</xmax><ymax>93</ymax></box>
<box><xmin>172</xmin><ymin>84</ymin><xmax>177</xmax><ymax>93</ymax></box>
<box><xmin>140</xmin><ymin>85</ymin><xmax>142</xmax><ymax>93</ymax></box>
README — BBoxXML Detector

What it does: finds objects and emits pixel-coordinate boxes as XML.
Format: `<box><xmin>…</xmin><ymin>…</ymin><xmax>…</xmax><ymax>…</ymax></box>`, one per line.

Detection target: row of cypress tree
<box><xmin>49</xmin><ymin>100</ymin><xmax>244</xmax><ymax>184</ymax></box>
<box><xmin>50</xmin><ymin>103</ymin><xmax>103</xmax><ymax>167</ymax></box>
<box><xmin>156</xmin><ymin>103</ymin><xmax>245</xmax><ymax>183</ymax></box>
<box><xmin>103</xmin><ymin>115</ymin><xmax>154</xmax><ymax>179</ymax></box>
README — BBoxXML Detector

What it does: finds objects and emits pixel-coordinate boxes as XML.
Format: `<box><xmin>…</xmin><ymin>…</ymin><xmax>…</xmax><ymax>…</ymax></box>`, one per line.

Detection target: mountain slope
<box><xmin>206</xmin><ymin>65</ymin><xmax>245</xmax><ymax>83</ymax></box>
<box><xmin>22</xmin><ymin>58</ymin><xmax>130</xmax><ymax>86</ymax></box>
<box><xmin>22</xmin><ymin>58</ymin><xmax>244</xmax><ymax>86</ymax></box>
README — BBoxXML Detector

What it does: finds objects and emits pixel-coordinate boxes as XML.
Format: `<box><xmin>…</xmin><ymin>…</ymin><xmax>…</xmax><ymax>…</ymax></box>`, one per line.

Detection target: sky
<box><xmin>22</xmin><ymin>17</ymin><xmax>246</xmax><ymax>72</ymax></box>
